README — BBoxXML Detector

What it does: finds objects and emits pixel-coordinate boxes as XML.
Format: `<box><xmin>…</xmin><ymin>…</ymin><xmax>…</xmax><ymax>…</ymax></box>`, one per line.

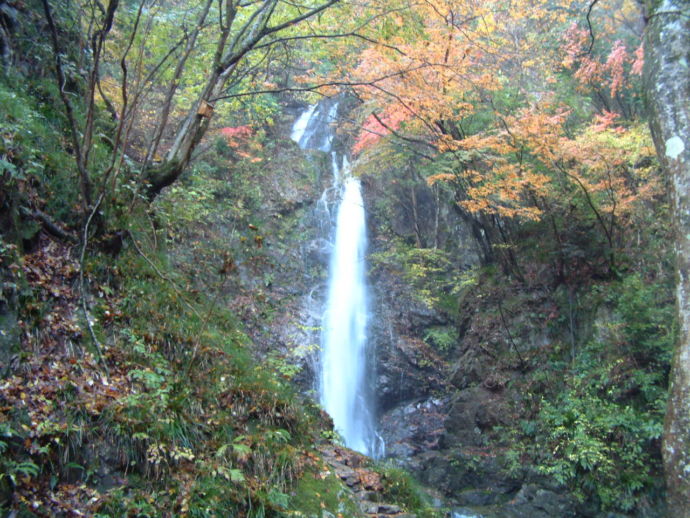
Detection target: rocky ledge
<box><xmin>319</xmin><ymin>445</ymin><xmax>419</xmax><ymax>518</ymax></box>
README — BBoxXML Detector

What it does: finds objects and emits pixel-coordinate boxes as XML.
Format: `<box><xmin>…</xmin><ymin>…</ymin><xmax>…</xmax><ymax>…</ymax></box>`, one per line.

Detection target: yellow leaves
<box><xmin>476</xmin><ymin>73</ymin><xmax>501</xmax><ymax>91</ymax></box>
<box><xmin>481</xmin><ymin>12</ymin><xmax>498</xmax><ymax>35</ymax></box>
<box><xmin>96</xmin><ymin>75</ymin><xmax>124</xmax><ymax>109</ymax></box>
<box><xmin>146</xmin><ymin>443</ymin><xmax>195</xmax><ymax>466</ymax></box>
<box><xmin>427</xmin><ymin>172</ymin><xmax>457</xmax><ymax>185</ymax></box>
<box><xmin>436</xmin><ymin>134</ymin><xmax>461</xmax><ymax>153</ymax></box>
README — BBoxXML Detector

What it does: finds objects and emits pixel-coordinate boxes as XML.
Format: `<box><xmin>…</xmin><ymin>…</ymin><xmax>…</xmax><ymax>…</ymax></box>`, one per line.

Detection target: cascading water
<box><xmin>290</xmin><ymin>105</ymin><xmax>316</xmax><ymax>144</ymax></box>
<box><xmin>321</xmin><ymin>171</ymin><xmax>378</xmax><ymax>455</ymax></box>
<box><xmin>292</xmin><ymin>102</ymin><xmax>382</xmax><ymax>457</ymax></box>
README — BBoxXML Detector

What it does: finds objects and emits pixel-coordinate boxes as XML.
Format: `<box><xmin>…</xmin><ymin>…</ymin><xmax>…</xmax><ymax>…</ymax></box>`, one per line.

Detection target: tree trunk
<box><xmin>139</xmin><ymin>0</ymin><xmax>339</xmax><ymax>200</ymax></box>
<box><xmin>643</xmin><ymin>1</ymin><xmax>690</xmax><ymax>515</ymax></box>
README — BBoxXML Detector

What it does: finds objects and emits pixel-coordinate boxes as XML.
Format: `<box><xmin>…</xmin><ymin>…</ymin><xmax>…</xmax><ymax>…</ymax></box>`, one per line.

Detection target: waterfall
<box><xmin>321</xmin><ymin>170</ymin><xmax>378</xmax><ymax>456</ymax></box>
<box><xmin>290</xmin><ymin>105</ymin><xmax>316</xmax><ymax>144</ymax></box>
<box><xmin>292</xmin><ymin>102</ymin><xmax>382</xmax><ymax>457</ymax></box>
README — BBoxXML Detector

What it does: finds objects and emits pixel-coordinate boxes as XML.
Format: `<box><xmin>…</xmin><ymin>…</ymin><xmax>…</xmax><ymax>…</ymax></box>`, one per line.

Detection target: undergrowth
<box><xmin>0</xmin><ymin>61</ymin><xmax>362</xmax><ymax>516</ymax></box>
<box><xmin>494</xmin><ymin>272</ymin><xmax>674</xmax><ymax>512</ymax></box>
<box><xmin>0</xmin><ymin>217</ymin><xmax>365</xmax><ymax>516</ymax></box>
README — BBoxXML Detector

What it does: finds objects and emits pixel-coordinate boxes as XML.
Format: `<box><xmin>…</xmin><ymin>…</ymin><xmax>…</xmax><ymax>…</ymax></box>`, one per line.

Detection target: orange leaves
<box><xmin>218</xmin><ymin>125</ymin><xmax>263</xmax><ymax>162</ymax></box>
<box><xmin>345</xmin><ymin>0</ymin><xmax>506</xmax><ymax>135</ymax></box>
<box><xmin>327</xmin><ymin>0</ymin><xmax>653</xmax><ymax>230</ymax></box>
<box><xmin>342</xmin><ymin>0</ymin><xmax>577</xmax><ymax>155</ymax></box>
<box><xmin>355</xmin><ymin>467</ymin><xmax>383</xmax><ymax>491</ymax></box>
<box><xmin>220</xmin><ymin>125</ymin><xmax>253</xmax><ymax>141</ymax></box>
<box><xmin>502</xmin><ymin>107</ymin><xmax>569</xmax><ymax>156</ymax></box>
<box><xmin>426</xmin><ymin>96</ymin><xmax>657</xmax><ymax>225</ymax></box>
<box><xmin>220</xmin><ymin>125</ymin><xmax>254</xmax><ymax>152</ymax></box>
<box><xmin>427</xmin><ymin>172</ymin><xmax>458</xmax><ymax>186</ymax></box>
<box><xmin>461</xmin><ymin>160</ymin><xmax>548</xmax><ymax>221</ymax></box>
<box><xmin>591</xmin><ymin>110</ymin><xmax>621</xmax><ymax>132</ymax></box>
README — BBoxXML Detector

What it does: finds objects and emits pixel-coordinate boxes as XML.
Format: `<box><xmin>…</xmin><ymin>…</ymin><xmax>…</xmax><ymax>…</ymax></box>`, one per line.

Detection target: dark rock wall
<box><xmin>352</xmin><ymin>125</ymin><xmax>593</xmax><ymax>516</ymax></box>
<box><xmin>236</xmin><ymin>101</ymin><xmax>609</xmax><ymax>516</ymax></box>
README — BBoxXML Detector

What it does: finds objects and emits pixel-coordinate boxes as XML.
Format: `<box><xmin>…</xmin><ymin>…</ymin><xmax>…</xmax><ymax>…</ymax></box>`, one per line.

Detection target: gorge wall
<box><xmin>237</xmin><ymin>98</ymin><xmax>551</xmax><ymax>514</ymax></box>
<box><xmin>178</xmin><ymin>97</ymin><xmax>669</xmax><ymax>518</ymax></box>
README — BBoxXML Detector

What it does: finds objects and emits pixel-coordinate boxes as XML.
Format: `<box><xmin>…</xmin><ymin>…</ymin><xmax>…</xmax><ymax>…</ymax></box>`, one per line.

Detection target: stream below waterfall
<box><xmin>292</xmin><ymin>100</ymin><xmax>383</xmax><ymax>458</ymax></box>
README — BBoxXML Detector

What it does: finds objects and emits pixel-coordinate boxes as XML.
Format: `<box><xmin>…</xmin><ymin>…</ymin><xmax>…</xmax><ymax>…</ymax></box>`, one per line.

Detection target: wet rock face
<box><xmin>425</xmin><ymin>451</ymin><xmax>521</xmax><ymax>500</ymax></box>
<box><xmin>363</xmin><ymin>172</ymin><xmax>481</xmax><ymax>264</ymax></box>
<box><xmin>375</xmin><ymin>334</ymin><xmax>447</xmax><ymax>412</ymax></box>
<box><xmin>501</xmin><ymin>484</ymin><xmax>580</xmax><ymax>518</ymax></box>
<box><xmin>369</xmin><ymin>265</ymin><xmax>450</xmax><ymax>413</ymax></box>
<box><xmin>359</xmin><ymin>152</ymin><xmax>484</xmax><ymax>417</ymax></box>
<box><xmin>378</xmin><ymin>398</ymin><xmax>448</xmax><ymax>461</ymax></box>
<box><xmin>447</xmin><ymin>348</ymin><xmax>490</xmax><ymax>391</ymax></box>
<box><xmin>450</xmin><ymin>484</ymin><xmax>580</xmax><ymax>518</ymax></box>
<box><xmin>441</xmin><ymin>387</ymin><xmax>508</xmax><ymax>448</ymax></box>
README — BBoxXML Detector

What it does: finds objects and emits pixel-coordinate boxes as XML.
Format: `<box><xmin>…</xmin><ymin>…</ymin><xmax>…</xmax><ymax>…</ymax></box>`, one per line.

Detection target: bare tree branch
<box><xmin>586</xmin><ymin>0</ymin><xmax>600</xmax><ymax>55</ymax></box>
<box><xmin>41</xmin><ymin>0</ymin><xmax>92</xmax><ymax>209</ymax></box>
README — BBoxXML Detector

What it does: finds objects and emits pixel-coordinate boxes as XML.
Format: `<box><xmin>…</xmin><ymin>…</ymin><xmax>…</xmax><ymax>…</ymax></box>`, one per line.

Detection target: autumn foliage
<box><xmin>323</xmin><ymin>0</ymin><xmax>656</xmax><ymax>279</ymax></box>
<box><xmin>0</xmin><ymin>0</ymin><xmax>671</xmax><ymax>515</ymax></box>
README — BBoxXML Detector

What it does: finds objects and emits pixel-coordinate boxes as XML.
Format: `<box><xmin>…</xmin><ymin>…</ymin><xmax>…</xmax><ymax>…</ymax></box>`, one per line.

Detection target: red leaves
<box><xmin>353</xmin><ymin>109</ymin><xmax>409</xmax><ymax>155</ymax></box>
<box><xmin>591</xmin><ymin>110</ymin><xmax>621</xmax><ymax>132</ymax></box>
<box><xmin>631</xmin><ymin>43</ymin><xmax>644</xmax><ymax>76</ymax></box>
<box><xmin>562</xmin><ymin>24</ymin><xmax>640</xmax><ymax>100</ymax></box>
<box><xmin>606</xmin><ymin>40</ymin><xmax>628</xmax><ymax>97</ymax></box>
<box><xmin>220</xmin><ymin>125</ymin><xmax>253</xmax><ymax>141</ymax></box>
<box><xmin>562</xmin><ymin>22</ymin><xmax>589</xmax><ymax>69</ymax></box>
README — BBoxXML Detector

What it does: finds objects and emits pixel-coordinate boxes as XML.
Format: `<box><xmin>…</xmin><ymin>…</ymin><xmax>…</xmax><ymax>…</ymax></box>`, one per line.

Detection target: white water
<box><xmin>291</xmin><ymin>103</ymin><xmax>381</xmax><ymax>457</ymax></box>
<box><xmin>290</xmin><ymin>105</ymin><xmax>316</xmax><ymax>144</ymax></box>
<box><xmin>321</xmin><ymin>174</ymin><xmax>375</xmax><ymax>454</ymax></box>
<box><xmin>291</xmin><ymin>101</ymin><xmax>339</xmax><ymax>151</ymax></box>
<box><xmin>318</xmin><ymin>102</ymin><xmax>340</xmax><ymax>151</ymax></box>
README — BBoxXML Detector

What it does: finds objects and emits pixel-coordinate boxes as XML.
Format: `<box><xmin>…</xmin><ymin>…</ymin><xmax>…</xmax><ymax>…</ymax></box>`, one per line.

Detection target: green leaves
<box><xmin>423</xmin><ymin>326</ymin><xmax>458</xmax><ymax>353</ymax></box>
<box><xmin>229</xmin><ymin>468</ymin><xmax>245</xmax><ymax>483</ymax></box>
<box><xmin>0</xmin><ymin>460</ymin><xmax>40</xmax><ymax>485</ymax></box>
<box><xmin>130</xmin><ymin>367</ymin><xmax>167</xmax><ymax>391</ymax></box>
<box><xmin>232</xmin><ymin>438</ymin><xmax>252</xmax><ymax>462</ymax></box>
<box><xmin>524</xmin><ymin>274</ymin><xmax>674</xmax><ymax>511</ymax></box>
<box><xmin>0</xmin><ymin>156</ymin><xmax>22</xmax><ymax>181</ymax></box>
<box><xmin>536</xmin><ymin>386</ymin><xmax>657</xmax><ymax>509</ymax></box>
<box><xmin>267</xmin><ymin>488</ymin><xmax>290</xmax><ymax>508</ymax></box>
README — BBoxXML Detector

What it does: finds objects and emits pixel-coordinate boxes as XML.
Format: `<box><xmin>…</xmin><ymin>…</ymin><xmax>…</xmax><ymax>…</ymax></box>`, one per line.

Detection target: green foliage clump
<box><xmin>370</xmin><ymin>239</ymin><xmax>463</xmax><ymax>312</ymax></box>
<box><xmin>517</xmin><ymin>274</ymin><xmax>674</xmax><ymax>512</ymax></box>
<box><xmin>290</xmin><ymin>470</ymin><xmax>364</xmax><ymax>517</ymax></box>
<box><xmin>374</xmin><ymin>462</ymin><xmax>443</xmax><ymax>517</ymax></box>
<box><xmin>423</xmin><ymin>325</ymin><xmax>459</xmax><ymax>353</ymax></box>
<box><xmin>0</xmin><ymin>81</ymin><xmax>79</xmax><ymax>222</ymax></box>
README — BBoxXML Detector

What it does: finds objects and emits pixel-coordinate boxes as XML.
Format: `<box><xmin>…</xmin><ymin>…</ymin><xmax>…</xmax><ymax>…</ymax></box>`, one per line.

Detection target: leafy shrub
<box><xmin>374</xmin><ymin>462</ymin><xmax>442</xmax><ymax>517</ymax></box>
<box><xmin>529</xmin><ymin>274</ymin><xmax>674</xmax><ymax>511</ymax></box>
<box><xmin>423</xmin><ymin>325</ymin><xmax>459</xmax><ymax>353</ymax></box>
